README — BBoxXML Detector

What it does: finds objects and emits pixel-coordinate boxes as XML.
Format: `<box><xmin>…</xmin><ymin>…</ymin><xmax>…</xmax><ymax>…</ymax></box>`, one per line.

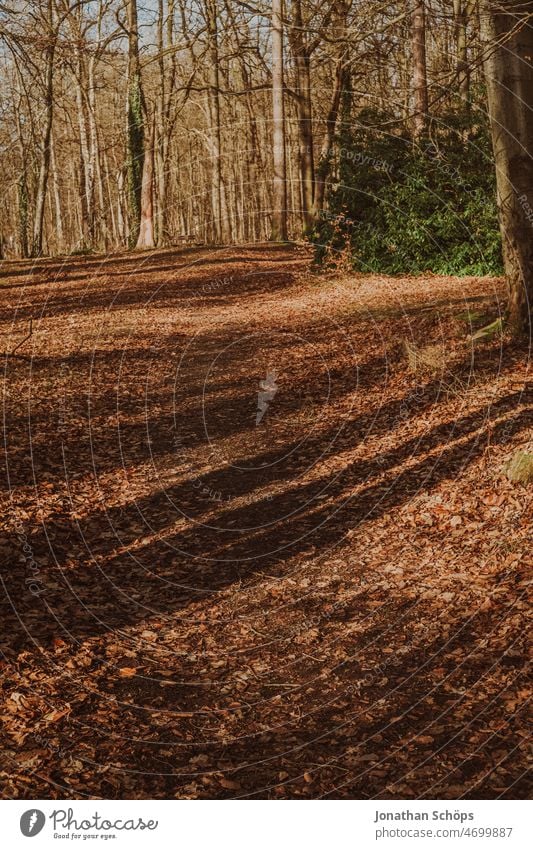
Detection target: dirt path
<box><xmin>0</xmin><ymin>245</ymin><xmax>531</xmax><ymax>798</ymax></box>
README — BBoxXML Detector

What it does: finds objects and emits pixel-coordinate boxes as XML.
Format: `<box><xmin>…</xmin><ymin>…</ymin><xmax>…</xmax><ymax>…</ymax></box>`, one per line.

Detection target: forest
<box><xmin>0</xmin><ymin>0</ymin><xmax>531</xmax><ymax>804</ymax></box>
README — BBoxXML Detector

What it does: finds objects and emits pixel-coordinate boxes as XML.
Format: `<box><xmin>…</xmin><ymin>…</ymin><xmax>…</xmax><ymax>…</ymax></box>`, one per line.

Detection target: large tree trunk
<box><xmin>271</xmin><ymin>0</ymin><xmax>288</xmax><ymax>241</ymax></box>
<box><xmin>481</xmin><ymin>0</ymin><xmax>533</xmax><ymax>336</ymax></box>
<box><xmin>412</xmin><ymin>0</ymin><xmax>428</xmax><ymax>139</ymax></box>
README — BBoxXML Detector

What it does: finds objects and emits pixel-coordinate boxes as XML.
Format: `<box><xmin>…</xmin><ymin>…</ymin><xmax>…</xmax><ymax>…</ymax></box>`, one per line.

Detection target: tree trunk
<box><xmin>75</xmin><ymin>57</ymin><xmax>93</xmax><ymax>247</ymax></box>
<box><xmin>136</xmin><ymin>113</ymin><xmax>156</xmax><ymax>249</ymax></box>
<box><xmin>155</xmin><ymin>0</ymin><xmax>177</xmax><ymax>246</ymax></box>
<box><xmin>18</xmin><ymin>176</ymin><xmax>29</xmax><ymax>259</ymax></box>
<box><xmin>481</xmin><ymin>0</ymin><xmax>533</xmax><ymax>336</ymax></box>
<box><xmin>271</xmin><ymin>0</ymin><xmax>288</xmax><ymax>241</ymax></box>
<box><xmin>315</xmin><ymin>62</ymin><xmax>348</xmax><ymax>214</ymax></box>
<box><xmin>50</xmin><ymin>132</ymin><xmax>64</xmax><ymax>253</ymax></box>
<box><xmin>126</xmin><ymin>0</ymin><xmax>145</xmax><ymax>246</ymax></box>
<box><xmin>88</xmin><ymin>56</ymin><xmax>107</xmax><ymax>249</ymax></box>
<box><xmin>205</xmin><ymin>0</ymin><xmax>227</xmax><ymax>243</ymax></box>
<box><xmin>412</xmin><ymin>0</ymin><xmax>428</xmax><ymax>139</ymax></box>
<box><xmin>155</xmin><ymin>0</ymin><xmax>167</xmax><ymax>246</ymax></box>
<box><xmin>32</xmin><ymin>0</ymin><xmax>55</xmax><ymax>257</ymax></box>
<box><xmin>453</xmin><ymin>0</ymin><xmax>469</xmax><ymax>104</ymax></box>
<box><xmin>14</xmin><ymin>94</ymin><xmax>29</xmax><ymax>258</ymax></box>
<box><xmin>289</xmin><ymin>0</ymin><xmax>315</xmax><ymax>235</ymax></box>
<box><xmin>117</xmin><ymin>167</ymin><xmax>127</xmax><ymax>245</ymax></box>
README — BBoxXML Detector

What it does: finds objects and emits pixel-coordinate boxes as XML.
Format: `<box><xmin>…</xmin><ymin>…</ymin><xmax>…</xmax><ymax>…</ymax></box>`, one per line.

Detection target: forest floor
<box><xmin>0</xmin><ymin>244</ymin><xmax>531</xmax><ymax>799</ymax></box>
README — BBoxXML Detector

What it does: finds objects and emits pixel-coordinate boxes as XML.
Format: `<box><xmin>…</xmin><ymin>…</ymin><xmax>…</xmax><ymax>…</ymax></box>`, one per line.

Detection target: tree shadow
<box><xmin>1</xmin><ymin>385</ymin><xmax>528</xmax><ymax>653</ymax></box>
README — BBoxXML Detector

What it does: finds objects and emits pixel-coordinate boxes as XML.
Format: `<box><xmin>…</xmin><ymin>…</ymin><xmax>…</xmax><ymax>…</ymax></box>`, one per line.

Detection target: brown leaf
<box><xmin>44</xmin><ymin>707</ymin><xmax>70</xmax><ymax>723</ymax></box>
<box><xmin>219</xmin><ymin>777</ymin><xmax>241</xmax><ymax>790</ymax></box>
<box><xmin>118</xmin><ymin>667</ymin><xmax>138</xmax><ymax>678</ymax></box>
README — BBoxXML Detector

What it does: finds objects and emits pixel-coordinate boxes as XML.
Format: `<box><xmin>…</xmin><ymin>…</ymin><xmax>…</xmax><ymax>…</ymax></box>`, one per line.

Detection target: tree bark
<box><xmin>271</xmin><ymin>0</ymin><xmax>288</xmax><ymax>241</ymax></box>
<box><xmin>481</xmin><ymin>0</ymin><xmax>533</xmax><ymax>336</ymax></box>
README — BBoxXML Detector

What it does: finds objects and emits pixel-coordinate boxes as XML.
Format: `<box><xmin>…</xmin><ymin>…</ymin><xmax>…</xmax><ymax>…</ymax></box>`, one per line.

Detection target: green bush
<box><xmin>314</xmin><ymin>110</ymin><xmax>502</xmax><ymax>276</ymax></box>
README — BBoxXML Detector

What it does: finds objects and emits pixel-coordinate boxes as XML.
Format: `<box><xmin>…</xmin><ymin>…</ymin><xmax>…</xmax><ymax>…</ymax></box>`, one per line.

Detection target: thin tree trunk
<box><xmin>75</xmin><ymin>58</ymin><xmax>93</xmax><ymax>246</ymax></box>
<box><xmin>481</xmin><ymin>0</ymin><xmax>533</xmax><ymax>336</ymax></box>
<box><xmin>271</xmin><ymin>0</ymin><xmax>288</xmax><ymax>241</ymax></box>
<box><xmin>88</xmin><ymin>56</ymin><xmax>107</xmax><ymax>249</ymax></box>
<box><xmin>155</xmin><ymin>0</ymin><xmax>177</xmax><ymax>246</ymax></box>
<box><xmin>14</xmin><ymin>94</ymin><xmax>29</xmax><ymax>257</ymax></box>
<box><xmin>155</xmin><ymin>0</ymin><xmax>166</xmax><ymax>245</ymax></box>
<box><xmin>453</xmin><ymin>0</ymin><xmax>469</xmax><ymax>104</ymax></box>
<box><xmin>412</xmin><ymin>0</ymin><xmax>428</xmax><ymax>140</ymax></box>
<box><xmin>103</xmin><ymin>147</ymin><xmax>118</xmax><ymax>245</ymax></box>
<box><xmin>32</xmin><ymin>0</ymin><xmax>55</xmax><ymax>257</ymax></box>
<box><xmin>126</xmin><ymin>0</ymin><xmax>145</xmax><ymax>246</ymax></box>
<box><xmin>117</xmin><ymin>167</ymin><xmax>127</xmax><ymax>245</ymax></box>
<box><xmin>205</xmin><ymin>0</ymin><xmax>225</xmax><ymax>242</ymax></box>
<box><xmin>136</xmin><ymin>113</ymin><xmax>156</xmax><ymax>249</ymax></box>
<box><xmin>50</xmin><ymin>132</ymin><xmax>64</xmax><ymax>253</ymax></box>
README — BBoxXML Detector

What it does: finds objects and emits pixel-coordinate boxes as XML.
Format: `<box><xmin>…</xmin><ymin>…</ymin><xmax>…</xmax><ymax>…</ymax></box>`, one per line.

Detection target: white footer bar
<box><xmin>2</xmin><ymin>799</ymin><xmax>529</xmax><ymax>848</ymax></box>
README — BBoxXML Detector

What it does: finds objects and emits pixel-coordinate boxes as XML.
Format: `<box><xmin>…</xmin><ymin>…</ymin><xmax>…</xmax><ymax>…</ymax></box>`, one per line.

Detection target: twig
<box><xmin>10</xmin><ymin>318</ymin><xmax>33</xmax><ymax>355</ymax></box>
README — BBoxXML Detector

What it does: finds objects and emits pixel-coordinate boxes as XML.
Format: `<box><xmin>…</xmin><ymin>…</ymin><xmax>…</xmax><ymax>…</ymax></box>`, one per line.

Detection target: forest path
<box><xmin>0</xmin><ymin>245</ymin><xmax>530</xmax><ymax>799</ymax></box>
